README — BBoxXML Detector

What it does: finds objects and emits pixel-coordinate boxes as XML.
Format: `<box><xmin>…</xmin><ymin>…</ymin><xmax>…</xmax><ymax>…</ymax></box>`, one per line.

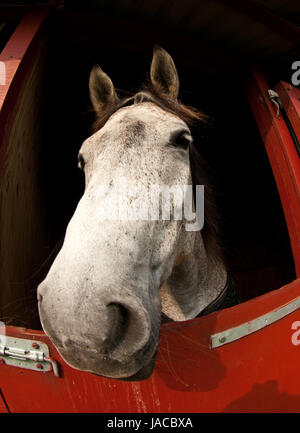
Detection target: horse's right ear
<box><xmin>150</xmin><ymin>45</ymin><xmax>179</xmax><ymax>100</ymax></box>
<box><xmin>89</xmin><ymin>65</ymin><xmax>119</xmax><ymax>115</ymax></box>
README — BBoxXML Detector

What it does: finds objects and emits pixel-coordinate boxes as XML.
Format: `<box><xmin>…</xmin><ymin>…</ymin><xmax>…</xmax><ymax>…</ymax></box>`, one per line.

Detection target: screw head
<box><xmin>32</xmin><ymin>342</ymin><xmax>39</xmax><ymax>349</ymax></box>
<box><xmin>219</xmin><ymin>336</ymin><xmax>226</xmax><ymax>344</ymax></box>
<box><xmin>36</xmin><ymin>363</ymin><xmax>43</xmax><ymax>370</ymax></box>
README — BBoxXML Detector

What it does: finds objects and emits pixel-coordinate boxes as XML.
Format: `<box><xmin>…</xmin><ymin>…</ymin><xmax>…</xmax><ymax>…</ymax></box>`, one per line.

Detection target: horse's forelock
<box><xmin>90</xmin><ymin>86</ymin><xmax>210</xmax><ymax>133</ymax></box>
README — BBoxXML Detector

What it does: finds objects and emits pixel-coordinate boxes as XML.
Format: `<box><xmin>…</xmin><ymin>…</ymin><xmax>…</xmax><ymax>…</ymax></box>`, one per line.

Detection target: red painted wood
<box><xmin>275</xmin><ymin>80</ymin><xmax>300</xmax><ymax>149</ymax></box>
<box><xmin>1</xmin><ymin>279</ymin><xmax>300</xmax><ymax>413</ymax></box>
<box><xmin>246</xmin><ymin>68</ymin><xmax>300</xmax><ymax>277</ymax></box>
<box><xmin>0</xmin><ymin>390</ymin><xmax>9</xmax><ymax>413</ymax></box>
<box><xmin>0</xmin><ymin>8</ymin><xmax>48</xmax><ymax>169</ymax></box>
<box><xmin>0</xmin><ymin>13</ymin><xmax>300</xmax><ymax>413</ymax></box>
<box><xmin>0</xmin><ymin>8</ymin><xmax>48</xmax><ymax>110</ymax></box>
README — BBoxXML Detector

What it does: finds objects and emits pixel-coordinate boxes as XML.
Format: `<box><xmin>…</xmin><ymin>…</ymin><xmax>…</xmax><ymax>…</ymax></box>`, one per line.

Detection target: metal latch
<box><xmin>268</xmin><ymin>89</ymin><xmax>282</xmax><ymax>118</ymax></box>
<box><xmin>0</xmin><ymin>335</ymin><xmax>59</xmax><ymax>377</ymax></box>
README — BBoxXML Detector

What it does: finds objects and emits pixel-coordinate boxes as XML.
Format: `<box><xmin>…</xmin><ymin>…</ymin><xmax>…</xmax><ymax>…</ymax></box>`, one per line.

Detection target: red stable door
<box><xmin>1</xmin><ymin>10</ymin><xmax>300</xmax><ymax>413</ymax></box>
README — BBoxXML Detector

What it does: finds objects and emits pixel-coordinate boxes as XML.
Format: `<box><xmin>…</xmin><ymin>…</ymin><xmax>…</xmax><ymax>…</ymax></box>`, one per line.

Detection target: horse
<box><xmin>37</xmin><ymin>46</ymin><xmax>237</xmax><ymax>381</ymax></box>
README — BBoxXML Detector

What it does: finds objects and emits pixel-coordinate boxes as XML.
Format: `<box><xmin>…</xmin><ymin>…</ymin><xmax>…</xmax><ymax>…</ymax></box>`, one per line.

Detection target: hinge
<box><xmin>0</xmin><ymin>335</ymin><xmax>59</xmax><ymax>377</ymax></box>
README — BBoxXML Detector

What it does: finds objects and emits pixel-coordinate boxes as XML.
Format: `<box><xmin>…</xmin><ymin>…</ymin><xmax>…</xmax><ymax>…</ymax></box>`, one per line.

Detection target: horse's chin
<box><xmin>54</xmin><ymin>342</ymin><xmax>158</xmax><ymax>382</ymax></box>
<box><xmin>91</xmin><ymin>356</ymin><xmax>157</xmax><ymax>382</ymax></box>
<box><xmin>116</xmin><ymin>355</ymin><xmax>157</xmax><ymax>381</ymax></box>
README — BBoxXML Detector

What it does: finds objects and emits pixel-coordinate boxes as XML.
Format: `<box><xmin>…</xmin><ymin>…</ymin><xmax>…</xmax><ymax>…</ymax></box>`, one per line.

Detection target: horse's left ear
<box><xmin>150</xmin><ymin>45</ymin><xmax>179</xmax><ymax>100</ymax></box>
<box><xmin>89</xmin><ymin>65</ymin><xmax>119</xmax><ymax>115</ymax></box>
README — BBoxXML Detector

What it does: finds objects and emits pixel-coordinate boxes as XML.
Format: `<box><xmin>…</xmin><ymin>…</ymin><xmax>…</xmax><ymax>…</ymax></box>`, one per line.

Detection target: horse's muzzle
<box><xmin>37</xmin><ymin>283</ymin><xmax>159</xmax><ymax>379</ymax></box>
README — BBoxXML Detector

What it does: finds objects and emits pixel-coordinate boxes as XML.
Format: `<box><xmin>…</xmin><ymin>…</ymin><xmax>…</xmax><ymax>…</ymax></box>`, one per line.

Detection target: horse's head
<box><xmin>37</xmin><ymin>46</ymin><xmax>227</xmax><ymax>380</ymax></box>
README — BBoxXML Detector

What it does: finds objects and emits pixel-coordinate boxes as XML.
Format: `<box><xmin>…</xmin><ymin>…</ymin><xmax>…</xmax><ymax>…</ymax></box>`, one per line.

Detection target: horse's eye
<box><xmin>171</xmin><ymin>130</ymin><xmax>192</xmax><ymax>150</ymax></box>
<box><xmin>78</xmin><ymin>154</ymin><xmax>85</xmax><ymax>170</ymax></box>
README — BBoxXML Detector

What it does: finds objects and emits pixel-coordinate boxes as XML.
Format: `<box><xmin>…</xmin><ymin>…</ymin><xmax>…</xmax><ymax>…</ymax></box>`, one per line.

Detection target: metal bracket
<box><xmin>0</xmin><ymin>335</ymin><xmax>59</xmax><ymax>377</ymax></box>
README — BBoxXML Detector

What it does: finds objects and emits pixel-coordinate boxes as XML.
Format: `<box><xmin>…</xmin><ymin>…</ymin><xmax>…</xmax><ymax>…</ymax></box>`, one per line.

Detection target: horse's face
<box><xmin>37</xmin><ymin>47</ymin><xmax>201</xmax><ymax>380</ymax></box>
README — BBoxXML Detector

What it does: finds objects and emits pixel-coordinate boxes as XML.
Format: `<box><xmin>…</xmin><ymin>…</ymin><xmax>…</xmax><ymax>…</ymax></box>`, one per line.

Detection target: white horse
<box><xmin>37</xmin><ymin>46</ymin><xmax>236</xmax><ymax>381</ymax></box>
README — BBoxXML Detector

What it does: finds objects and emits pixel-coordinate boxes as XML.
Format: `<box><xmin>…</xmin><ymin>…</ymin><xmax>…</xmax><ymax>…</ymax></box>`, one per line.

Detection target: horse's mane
<box><xmin>91</xmin><ymin>85</ymin><xmax>223</xmax><ymax>264</ymax></box>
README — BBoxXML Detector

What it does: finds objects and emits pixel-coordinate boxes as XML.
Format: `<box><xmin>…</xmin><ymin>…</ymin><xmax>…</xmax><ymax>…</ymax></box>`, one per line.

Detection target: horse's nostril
<box><xmin>103</xmin><ymin>301</ymin><xmax>152</xmax><ymax>363</ymax></box>
<box><xmin>106</xmin><ymin>303</ymin><xmax>129</xmax><ymax>351</ymax></box>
